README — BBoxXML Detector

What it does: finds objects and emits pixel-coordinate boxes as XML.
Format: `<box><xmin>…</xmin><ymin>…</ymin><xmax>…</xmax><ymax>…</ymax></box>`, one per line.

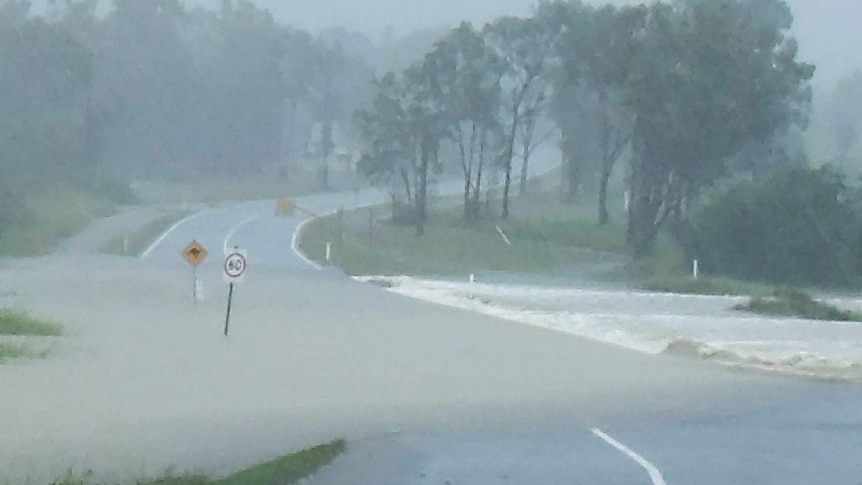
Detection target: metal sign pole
<box><xmin>224</xmin><ymin>282</ymin><xmax>234</xmax><ymax>336</ymax></box>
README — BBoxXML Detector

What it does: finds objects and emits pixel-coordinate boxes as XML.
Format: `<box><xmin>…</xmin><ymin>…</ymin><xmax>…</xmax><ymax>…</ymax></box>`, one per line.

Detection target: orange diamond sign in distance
<box><xmin>182</xmin><ymin>240</ymin><xmax>208</xmax><ymax>268</ymax></box>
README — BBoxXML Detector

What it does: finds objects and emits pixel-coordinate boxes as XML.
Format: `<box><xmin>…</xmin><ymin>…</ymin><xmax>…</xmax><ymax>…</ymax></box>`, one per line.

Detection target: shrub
<box><xmin>689</xmin><ymin>167</ymin><xmax>862</xmax><ymax>287</ymax></box>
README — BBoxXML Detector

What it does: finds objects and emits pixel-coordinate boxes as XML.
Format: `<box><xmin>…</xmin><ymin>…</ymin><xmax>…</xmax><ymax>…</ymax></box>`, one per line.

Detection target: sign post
<box><xmin>223</xmin><ymin>247</ymin><xmax>247</xmax><ymax>336</ymax></box>
<box><xmin>182</xmin><ymin>240</ymin><xmax>208</xmax><ymax>304</ymax></box>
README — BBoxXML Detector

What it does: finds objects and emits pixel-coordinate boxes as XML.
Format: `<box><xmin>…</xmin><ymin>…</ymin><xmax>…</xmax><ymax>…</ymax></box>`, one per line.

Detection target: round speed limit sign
<box><xmin>223</xmin><ymin>250</ymin><xmax>247</xmax><ymax>283</ymax></box>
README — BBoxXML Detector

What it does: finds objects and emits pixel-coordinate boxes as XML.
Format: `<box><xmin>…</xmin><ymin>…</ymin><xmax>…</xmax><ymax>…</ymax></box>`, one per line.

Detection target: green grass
<box><xmin>0</xmin><ymin>342</ymin><xmax>27</xmax><ymax>361</ymax></box>
<box><xmin>735</xmin><ymin>288</ymin><xmax>862</xmax><ymax>322</ymax></box>
<box><xmin>299</xmin><ymin>187</ymin><xmax>786</xmax><ymax>297</ymax></box>
<box><xmin>301</xmin><ymin>203</ymin><xmax>624</xmax><ymax>276</ymax></box>
<box><xmin>213</xmin><ymin>439</ymin><xmax>345</xmax><ymax>485</ymax></box>
<box><xmin>0</xmin><ymin>186</ymin><xmax>114</xmax><ymax>256</ymax></box>
<box><xmin>638</xmin><ymin>274</ymin><xmax>775</xmax><ymax>297</ymax></box>
<box><xmin>101</xmin><ymin>212</ymin><xmax>191</xmax><ymax>256</ymax></box>
<box><xmin>0</xmin><ymin>309</ymin><xmax>62</xmax><ymax>336</ymax></box>
<box><xmin>48</xmin><ymin>440</ymin><xmax>345</xmax><ymax>485</ymax></box>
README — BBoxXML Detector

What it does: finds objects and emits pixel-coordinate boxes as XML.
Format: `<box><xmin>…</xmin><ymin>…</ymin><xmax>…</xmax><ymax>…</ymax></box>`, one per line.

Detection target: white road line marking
<box><xmin>140</xmin><ymin>212</ymin><xmax>204</xmax><ymax>260</ymax></box>
<box><xmin>223</xmin><ymin>216</ymin><xmax>257</xmax><ymax>254</ymax></box>
<box><xmin>289</xmin><ymin>197</ymin><xmax>388</xmax><ymax>271</ymax></box>
<box><xmin>591</xmin><ymin>428</ymin><xmax>667</xmax><ymax>485</ymax></box>
<box><xmin>291</xmin><ymin>216</ymin><xmax>325</xmax><ymax>270</ymax></box>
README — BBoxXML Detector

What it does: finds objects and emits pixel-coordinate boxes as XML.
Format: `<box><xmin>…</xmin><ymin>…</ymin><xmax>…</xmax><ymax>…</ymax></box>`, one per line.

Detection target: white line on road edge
<box><xmin>223</xmin><ymin>216</ymin><xmax>257</xmax><ymax>254</ymax></box>
<box><xmin>591</xmin><ymin>428</ymin><xmax>667</xmax><ymax>485</ymax></box>
<box><xmin>140</xmin><ymin>212</ymin><xmax>204</xmax><ymax>260</ymax></box>
<box><xmin>290</xmin><ymin>200</ymin><xmax>384</xmax><ymax>271</ymax></box>
<box><xmin>291</xmin><ymin>216</ymin><xmax>326</xmax><ymax>270</ymax></box>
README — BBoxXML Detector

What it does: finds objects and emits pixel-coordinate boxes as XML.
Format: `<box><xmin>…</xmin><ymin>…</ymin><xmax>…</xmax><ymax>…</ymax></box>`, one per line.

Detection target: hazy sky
<box><xmin>30</xmin><ymin>0</ymin><xmax>861</xmax><ymax>88</ymax></box>
<box><xmin>244</xmin><ymin>0</ymin><xmax>860</xmax><ymax>88</ymax></box>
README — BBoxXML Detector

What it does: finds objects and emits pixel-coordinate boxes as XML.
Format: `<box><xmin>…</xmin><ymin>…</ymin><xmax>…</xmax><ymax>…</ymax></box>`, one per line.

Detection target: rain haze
<box><xmin>242</xmin><ymin>0</ymin><xmax>862</xmax><ymax>85</ymax></box>
<box><xmin>3</xmin><ymin>0</ymin><xmax>862</xmax><ymax>484</ymax></box>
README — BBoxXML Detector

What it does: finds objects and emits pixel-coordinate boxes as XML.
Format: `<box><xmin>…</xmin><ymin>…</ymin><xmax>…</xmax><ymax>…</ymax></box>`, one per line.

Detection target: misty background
<box><xmin>205</xmin><ymin>0</ymin><xmax>862</xmax><ymax>87</ymax></box>
<box><xmin>3</xmin><ymin>0</ymin><xmax>862</xmax><ymax>289</ymax></box>
<box><xmin>30</xmin><ymin>0</ymin><xmax>862</xmax><ymax>87</ymax></box>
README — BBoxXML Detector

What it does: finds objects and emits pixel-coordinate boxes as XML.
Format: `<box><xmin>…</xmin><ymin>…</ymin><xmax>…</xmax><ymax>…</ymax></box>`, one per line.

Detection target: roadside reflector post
<box><xmin>693</xmin><ymin>260</ymin><xmax>699</xmax><ymax>280</ymax></box>
<box><xmin>326</xmin><ymin>241</ymin><xmax>332</xmax><ymax>263</ymax></box>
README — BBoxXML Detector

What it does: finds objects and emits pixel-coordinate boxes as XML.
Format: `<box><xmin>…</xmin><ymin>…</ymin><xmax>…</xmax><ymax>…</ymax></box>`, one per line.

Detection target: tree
<box><xmin>552</xmin><ymin>4</ymin><xmax>641</xmax><ymax>223</ymax></box>
<box><xmin>0</xmin><ymin>1</ymin><xmax>102</xmax><ymax>235</ymax></box>
<box><xmin>356</xmin><ymin>73</ymin><xmax>418</xmax><ymax>213</ymax></box>
<box><xmin>690</xmin><ymin>167</ymin><xmax>862</xmax><ymax>287</ymax></box>
<box><xmin>485</xmin><ymin>16</ymin><xmax>553</xmax><ymax>219</ymax></box>
<box><xmin>306</xmin><ymin>40</ymin><xmax>374</xmax><ymax>189</ymax></box>
<box><xmin>827</xmin><ymin>70</ymin><xmax>862</xmax><ymax>161</ymax></box>
<box><xmin>622</xmin><ymin>0</ymin><xmax>814</xmax><ymax>257</ymax></box>
<box><xmin>424</xmin><ymin>22</ymin><xmax>503</xmax><ymax>222</ymax></box>
<box><xmin>356</xmin><ymin>59</ymin><xmax>446</xmax><ymax>236</ymax></box>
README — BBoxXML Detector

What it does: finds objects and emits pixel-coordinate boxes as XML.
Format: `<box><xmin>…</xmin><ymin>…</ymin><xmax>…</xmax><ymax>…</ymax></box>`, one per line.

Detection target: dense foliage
<box><xmin>356</xmin><ymin>0</ymin><xmax>815</xmax><ymax>255</ymax></box>
<box><xmin>690</xmin><ymin>167</ymin><xmax>862</xmax><ymax>287</ymax></box>
<box><xmin>0</xmin><ymin>0</ymin><xmax>377</xmax><ymax>243</ymax></box>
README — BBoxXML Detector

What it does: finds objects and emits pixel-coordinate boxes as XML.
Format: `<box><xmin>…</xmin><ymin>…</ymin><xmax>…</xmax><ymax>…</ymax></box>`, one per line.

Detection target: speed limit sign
<box><xmin>223</xmin><ymin>248</ymin><xmax>247</xmax><ymax>283</ymax></box>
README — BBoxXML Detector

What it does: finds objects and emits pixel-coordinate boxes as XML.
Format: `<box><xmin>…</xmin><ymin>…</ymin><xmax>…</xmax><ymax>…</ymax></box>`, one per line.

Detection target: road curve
<box><xmin>2</xmin><ymin>153</ymin><xmax>860</xmax><ymax>483</ymax></box>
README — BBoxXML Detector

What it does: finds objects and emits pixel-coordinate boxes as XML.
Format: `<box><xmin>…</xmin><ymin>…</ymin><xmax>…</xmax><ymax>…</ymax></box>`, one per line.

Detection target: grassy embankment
<box><xmin>300</xmin><ymin>186</ymin><xmax>862</xmax><ymax>319</ymax></box>
<box><xmin>0</xmin><ymin>308</ymin><xmax>62</xmax><ymax>362</ymax></box>
<box><xmin>101</xmin><ymin>212</ymin><xmax>192</xmax><ymax>256</ymax></box>
<box><xmin>300</xmin><ymin>186</ymin><xmax>774</xmax><ymax>296</ymax></box>
<box><xmin>0</xmin><ymin>186</ymin><xmax>115</xmax><ymax>257</ymax></box>
<box><xmin>52</xmin><ymin>439</ymin><xmax>345</xmax><ymax>485</ymax></box>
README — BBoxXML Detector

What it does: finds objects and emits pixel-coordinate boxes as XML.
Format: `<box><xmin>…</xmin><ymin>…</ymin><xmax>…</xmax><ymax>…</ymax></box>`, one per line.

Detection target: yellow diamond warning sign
<box><xmin>275</xmin><ymin>198</ymin><xmax>296</xmax><ymax>217</ymax></box>
<box><xmin>182</xmin><ymin>240</ymin><xmax>208</xmax><ymax>268</ymax></box>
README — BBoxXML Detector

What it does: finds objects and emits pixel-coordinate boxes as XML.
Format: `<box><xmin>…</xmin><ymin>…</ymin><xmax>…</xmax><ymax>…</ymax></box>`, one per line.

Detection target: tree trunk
<box><xmin>598</xmin><ymin>163</ymin><xmax>611</xmax><ymax>225</ymax></box>
<box><xmin>320</xmin><ymin>120</ymin><xmax>333</xmax><ymax>190</ymax></box>
<box><xmin>518</xmin><ymin>115</ymin><xmax>536</xmax><ymax>197</ymax></box>
<box><xmin>519</xmin><ymin>146</ymin><xmax>529</xmax><ymax>197</ymax></box>
<box><xmin>457</xmin><ymin>125</ymin><xmax>471</xmax><ymax>221</ymax></box>
<box><xmin>399</xmin><ymin>166</ymin><xmax>412</xmax><ymax>203</ymax></box>
<box><xmin>502</xmin><ymin>113</ymin><xmax>519</xmax><ymax>220</ymax></box>
<box><xmin>628</xmin><ymin>166</ymin><xmax>674</xmax><ymax>259</ymax></box>
<box><xmin>416</xmin><ymin>137</ymin><xmax>430</xmax><ymax>237</ymax></box>
<box><xmin>473</xmin><ymin>128</ymin><xmax>486</xmax><ymax>213</ymax></box>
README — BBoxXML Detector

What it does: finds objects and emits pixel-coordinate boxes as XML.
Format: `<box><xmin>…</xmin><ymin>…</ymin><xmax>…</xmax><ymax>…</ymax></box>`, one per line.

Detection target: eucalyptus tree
<box><xmin>424</xmin><ymin>22</ymin><xmax>504</xmax><ymax>221</ymax></box>
<box><xmin>484</xmin><ymin>15</ymin><xmax>554</xmax><ymax>219</ymax></box>
<box><xmin>827</xmin><ymin>70</ymin><xmax>862</xmax><ymax>161</ymax></box>
<box><xmin>622</xmin><ymin>0</ymin><xmax>814</xmax><ymax>257</ymax></box>
<box><xmin>356</xmin><ymin>58</ymin><xmax>447</xmax><ymax>235</ymax></box>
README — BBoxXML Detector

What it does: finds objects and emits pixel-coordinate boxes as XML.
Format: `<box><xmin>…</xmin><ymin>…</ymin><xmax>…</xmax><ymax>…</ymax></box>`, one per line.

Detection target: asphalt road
<box><xmin>3</xmin><ymin>153</ymin><xmax>859</xmax><ymax>484</ymax></box>
<box><xmin>132</xmin><ymin>176</ymin><xmax>862</xmax><ymax>485</ymax></box>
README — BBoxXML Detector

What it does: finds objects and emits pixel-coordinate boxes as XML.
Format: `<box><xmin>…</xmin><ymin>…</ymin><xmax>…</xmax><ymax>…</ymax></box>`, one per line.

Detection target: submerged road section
<box><xmin>1</xmin><ymin>154</ymin><xmax>859</xmax><ymax>483</ymax></box>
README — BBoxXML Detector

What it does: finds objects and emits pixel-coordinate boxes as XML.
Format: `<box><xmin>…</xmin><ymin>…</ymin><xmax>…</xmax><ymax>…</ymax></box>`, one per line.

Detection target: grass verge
<box><xmin>301</xmin><ymin>207</ymin><xmax>626</xmax><ymax>276</ymax></box>
<box><xmin>213</xmin><ymin>439</ymin><xmax>345</xmax><ymax>485</ymax></box>
<box><xmin>0</xmin><ymin>309</ymin><xmax>62</xmax><ymax>336</ymax></box>
<box><xmin>637</xmin><ymin>273</ymin><xmax>775</xmax><ymax>297</ymax></box>
<box><xmin>0</xmin><ymin>342</ymin><xmax>27</xmax><ymax>361</ymax></box>
<box><xmin>101</xmin><ymin>211</ymin><xmax>191</xmax><ymax>256</ymax></box>
<box><xmin>299</xmin><ymin>190</ymin><xmax>770</xmax><ymax>296</ymax></box>
<box><xmin>50</xmin><ymin>440</ymin><xmax>346</xmax><ymax>485</ymax></box>
<box><xmin>0</xmin><ymin>185</ymin><xmax>115</xmax><ymax>257</ymax></box>
<box><xmin>735</xmin><ymin>288</ymin><xmax>862</xmax><ymax>322</ymax></box>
